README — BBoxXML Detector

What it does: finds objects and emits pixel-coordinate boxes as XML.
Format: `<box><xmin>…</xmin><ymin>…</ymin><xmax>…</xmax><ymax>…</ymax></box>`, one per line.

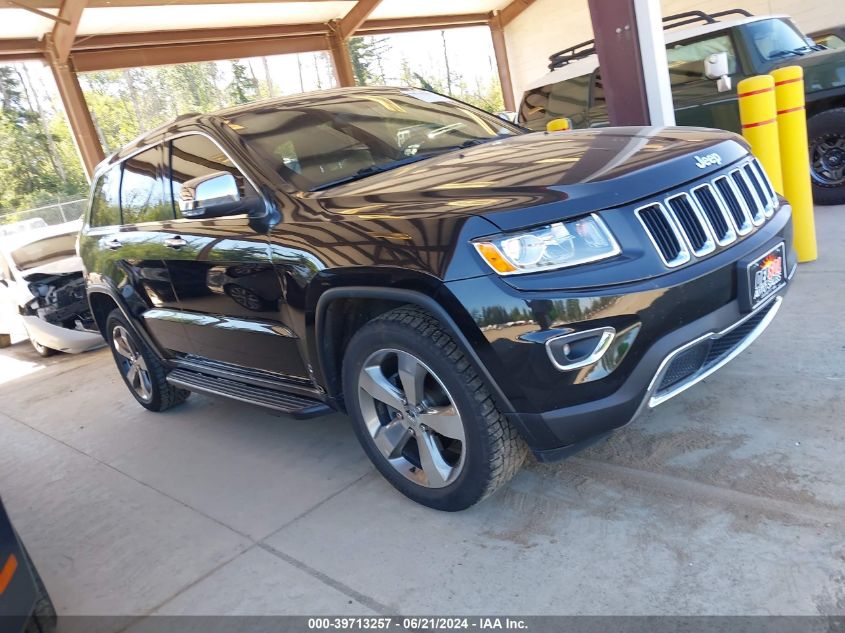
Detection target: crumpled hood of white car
<box><xmin>18</xmin><ymin>255</ymin><xmax>84</xmax><ymax>281</ymax></box>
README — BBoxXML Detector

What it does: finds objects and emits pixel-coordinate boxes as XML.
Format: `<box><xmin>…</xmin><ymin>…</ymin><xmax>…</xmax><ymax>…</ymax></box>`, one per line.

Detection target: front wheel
<box><xmin>31</xmin><ymin>338</ymin><xmax>57</xmax><ymax>357</ymax></box>
<box><xmin>342</xmin><ymin>306</ymin><xmax>527</xmax><ymax>511</ymax></box>
<box><xmin>809</xmin><ymin>108</ymin><xmax>845</xmax><ymax>205</ymax></box>
<box><xmin>105</xmin><ymin>309</ymin><xmax>190</xmax><ymax>412</ymax></box>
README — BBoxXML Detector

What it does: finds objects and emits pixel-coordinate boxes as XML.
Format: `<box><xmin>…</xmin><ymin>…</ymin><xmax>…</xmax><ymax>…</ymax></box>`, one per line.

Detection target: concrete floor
<box><xmin>1</xmin><ymin>207</ymin><xmax>844</xmax><ymax>621</ymax></box>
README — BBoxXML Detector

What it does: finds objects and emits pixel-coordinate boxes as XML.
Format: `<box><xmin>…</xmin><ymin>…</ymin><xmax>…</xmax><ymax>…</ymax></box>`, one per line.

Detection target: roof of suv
<box><xmin>526</xmin><ymin>13</ymin><xmax>789</xmax><ymax>91</ymax></box>
<box><xmin>102</xmin><ymin>86</ymin><xmax>436</xmax><ymax>167</ymax></box>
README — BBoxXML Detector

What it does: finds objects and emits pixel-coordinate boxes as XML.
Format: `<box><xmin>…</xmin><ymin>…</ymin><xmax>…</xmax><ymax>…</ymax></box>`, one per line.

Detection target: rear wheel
<box><xmin>105</xmin><ymin>309</ymin><xmax>189</xmax><ymax>411</ymax></box>
<box><xmin>809</xmin><ymin>108</ymin><xmax>845</xmax><ymax>205</ymax></box>
<box><xmin>343</xmin><ymin>306</ymin><xmax>527</xmax><ymax>511</ymax></box>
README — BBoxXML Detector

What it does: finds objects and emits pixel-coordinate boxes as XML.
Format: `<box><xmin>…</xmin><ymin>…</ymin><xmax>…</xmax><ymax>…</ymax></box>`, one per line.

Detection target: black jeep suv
<box><xmin>79</xmin><ymin>87</ymin><xmax>793</xmax><ymax>510</ymax></box>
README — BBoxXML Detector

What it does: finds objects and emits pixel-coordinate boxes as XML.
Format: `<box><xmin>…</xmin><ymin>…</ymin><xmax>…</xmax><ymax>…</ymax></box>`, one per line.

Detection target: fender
<box><xmin>313</xmin><ymin>286</ymin><xmax>517</xmax><ymax>417</ymax></box>
<box><xmin>86</xmin><ymin>283</ymin><xmax>170</xmax><ymax>364</ymax></box>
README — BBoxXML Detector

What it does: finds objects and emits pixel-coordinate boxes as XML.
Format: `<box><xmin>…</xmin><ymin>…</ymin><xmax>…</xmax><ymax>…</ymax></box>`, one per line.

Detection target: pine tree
<box><xmin>228</xmin><ymin>60</ymin><xmax>256</xmax><ymax>104</ymax></box>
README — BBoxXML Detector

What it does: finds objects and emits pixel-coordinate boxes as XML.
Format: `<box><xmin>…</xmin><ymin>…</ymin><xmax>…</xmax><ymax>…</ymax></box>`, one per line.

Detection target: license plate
<box><xmin>741</xmin><ymin>242</ymin><xmax>786</xmax><ymax>311</ymax></box>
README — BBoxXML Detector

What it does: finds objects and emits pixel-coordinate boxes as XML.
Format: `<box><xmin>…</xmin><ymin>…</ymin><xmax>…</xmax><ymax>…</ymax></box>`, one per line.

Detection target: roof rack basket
<box><xmin>548</xmin><ymin>8</ymin><xmax>753</xmax><ymax>69</ymax></box>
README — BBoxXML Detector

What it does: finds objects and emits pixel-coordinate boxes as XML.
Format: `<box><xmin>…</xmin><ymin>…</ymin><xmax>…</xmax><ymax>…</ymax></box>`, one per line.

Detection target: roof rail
<box><xmin>547</xmin><ymin>7</ymin><xmax>754</xmax><ymax>69</ymax></box>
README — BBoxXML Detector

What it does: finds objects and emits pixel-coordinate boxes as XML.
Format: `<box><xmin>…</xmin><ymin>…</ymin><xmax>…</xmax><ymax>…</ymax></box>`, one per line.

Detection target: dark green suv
<box><xmin>519</xmin><ymin>9</ymin><xmax>845</xmax><ymax>204</ymax></box>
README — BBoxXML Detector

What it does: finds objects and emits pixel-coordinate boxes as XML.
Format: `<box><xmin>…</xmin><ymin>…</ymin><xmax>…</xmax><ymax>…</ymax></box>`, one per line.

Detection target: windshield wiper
<box><xmin>310</xmin><ymin>153</ymin><xmax>436</xmax><ymax>191</ymax></box>
<box><xmin>769</xmin><ymin>46</ymin><xmax>812</xmax><ymax>59</ymax></box>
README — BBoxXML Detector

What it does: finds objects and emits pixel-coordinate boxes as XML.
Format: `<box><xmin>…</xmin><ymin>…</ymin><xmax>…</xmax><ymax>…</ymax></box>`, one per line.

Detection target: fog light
<box><xmin>545</xmin><ymin>327</ymin><xmax>616</xmax><ymax>371</ymax></box>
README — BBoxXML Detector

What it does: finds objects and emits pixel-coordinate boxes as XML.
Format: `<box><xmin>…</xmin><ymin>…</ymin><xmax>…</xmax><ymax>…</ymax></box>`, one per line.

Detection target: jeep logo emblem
<box><xmin>694</xmin><ymin>153</ymin><xmax>722</xmax><ymax>169</ymax></box>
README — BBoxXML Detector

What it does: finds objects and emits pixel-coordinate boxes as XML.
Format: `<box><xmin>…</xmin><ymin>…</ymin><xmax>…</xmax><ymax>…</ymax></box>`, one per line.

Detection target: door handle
<box><xmin>164</xmin><ymin>236</ymin><xmax>187</xmax><ymax>249</ymax></box>
<box><xmin>105</xmin><ymin>238</ymin><xmax>122</xmax><ymax>250</ymax></box>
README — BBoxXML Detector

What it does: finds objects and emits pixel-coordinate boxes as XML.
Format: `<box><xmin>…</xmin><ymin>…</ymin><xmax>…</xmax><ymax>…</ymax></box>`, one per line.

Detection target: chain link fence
<box><xmin>0</xmin><ymin>198</ymin><xmax>87</xmax><ymax>231</ymax></box>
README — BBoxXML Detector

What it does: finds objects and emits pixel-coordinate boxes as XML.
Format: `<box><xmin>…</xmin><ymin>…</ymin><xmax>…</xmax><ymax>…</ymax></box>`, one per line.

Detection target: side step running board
<box><xmin>166</xmin><ymin>368</ymin><xmax>331</xmax><ymax>419</ymax></box>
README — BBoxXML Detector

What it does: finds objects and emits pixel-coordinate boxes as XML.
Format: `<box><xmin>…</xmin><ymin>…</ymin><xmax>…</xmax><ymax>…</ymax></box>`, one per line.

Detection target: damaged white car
<box><xmin>0</xmin><ymin>220</ymin><xmax>102</xmax><ymax>356</ymax></box>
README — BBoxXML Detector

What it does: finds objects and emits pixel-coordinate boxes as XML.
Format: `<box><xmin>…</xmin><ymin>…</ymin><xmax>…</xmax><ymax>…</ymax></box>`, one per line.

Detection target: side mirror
<box><xmin>179</xmin><ymin>171</ymin><xmax>260</xmax><ymax>219</ymax></box>
<box><xmin>547</xmin><ymin>117</ymin><xmax>573</xmax><ymax>132</ymax></box>
<box><xmin>704</xmin><ymin>52</ymin><xmax>732</xmax><ymax>92</ymax></box>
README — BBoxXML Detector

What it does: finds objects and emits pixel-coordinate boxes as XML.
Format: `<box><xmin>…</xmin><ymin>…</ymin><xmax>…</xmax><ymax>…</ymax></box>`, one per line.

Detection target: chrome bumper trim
<box><xmin>646</xmin><ymin>295</ymin><xmax>783</xmax><ymax>408</ymax></box>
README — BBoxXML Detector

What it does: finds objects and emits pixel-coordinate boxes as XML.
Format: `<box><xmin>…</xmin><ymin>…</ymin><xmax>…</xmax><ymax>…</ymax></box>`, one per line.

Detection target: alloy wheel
<box><xmin>357</xmin><ymin>349</ymin><xmax>466</xmax><ymax>488</ymax></box>
<box><xmin>111</xmin><ymin>325</ymin><xmax>153</xmax><ymax>402</ymax></box>
<box><xmin>811</xmin><ymin>134</ymin><xmax>845</xmax><ymax>186</ymax></box>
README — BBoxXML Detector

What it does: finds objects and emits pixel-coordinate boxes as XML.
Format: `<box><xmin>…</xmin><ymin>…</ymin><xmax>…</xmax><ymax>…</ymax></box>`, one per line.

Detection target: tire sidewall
<box><xmin>808</xmin><ymin>108</ymin><xmax>845</xmax><ymax>205</ymax></box>
<box><xmin>105</xmin><ymin>310</ymin><xmax>165</xmax><ymax>410</ymax></box>
<box><xmin>343</xmin><ymin>317</ymin><xmax>496</xmax><ymax>511</ymax></box>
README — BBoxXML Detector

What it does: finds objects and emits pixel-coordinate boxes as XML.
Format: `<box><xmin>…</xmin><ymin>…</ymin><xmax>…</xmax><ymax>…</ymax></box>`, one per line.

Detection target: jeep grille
<box><xmin>635</xmin><ymin>158</ymin><xmax>777</xmax><ymax>268</ymax></box>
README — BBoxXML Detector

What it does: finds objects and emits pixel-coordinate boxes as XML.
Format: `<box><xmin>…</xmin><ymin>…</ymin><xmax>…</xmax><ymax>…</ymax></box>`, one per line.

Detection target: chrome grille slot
<box><xmin>749</xmin><ymin>158</ymin><xmax>777</xmax><ymax>216</ymax></box>
<box><xmin>732</xmin><ymin>169</ymin><xmax>765</xmax><ymax>225</ymax></box>
<box><xmin>666</xmin><ymin>194</ymin><xmax>714</xmax><ymax>255</ymax></box>
<box><xmin>692</xmin><ymin>184</ymin><xmax>736</xmax><ymax>245</ymax></box>
<box><xmin>635</xmin><ymin>203</ymin><xmax>690</xmax><ymax>267</ymax></box>
<box><xmin>743</xmin><ymin>163</ymin><xmax>770</xmax><ymax>216</ymax></box>
<box><xmin>714</xmin><ymin>176</ymin><xmax>752</xmax><ymax>235</ymax></box>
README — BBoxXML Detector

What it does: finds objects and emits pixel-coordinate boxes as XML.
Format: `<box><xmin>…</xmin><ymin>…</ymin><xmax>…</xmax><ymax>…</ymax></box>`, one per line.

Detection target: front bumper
<box><xmin>526</xmin><ymin>288</ymin><xmax>789</xmax><ymax>461</ymax></box>
<box><xmin>20</xmin><ymin>315</ymin><xmax>104</xmax><ymax>354</ymax></box>
<box><xmin>444</xmin><ymin>204</ymin><xmax>794</xmax><ymax>460</ymax></box>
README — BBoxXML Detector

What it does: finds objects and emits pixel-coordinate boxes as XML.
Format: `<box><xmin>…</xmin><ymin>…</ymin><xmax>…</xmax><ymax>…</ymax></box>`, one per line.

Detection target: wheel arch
<box><xmin>313</xmin><ymin>286</ymin><xmax>516</xmax><ymax>419</ymax></box>
<box><xmin>87</xmin><ymin>284</ymin><xmax>168</xmax><ymax>362</ymax></box>
<box><xmin>806</xmin><ymin>94</ymin><xmax>845</xmax><ymax>119</ymax></box>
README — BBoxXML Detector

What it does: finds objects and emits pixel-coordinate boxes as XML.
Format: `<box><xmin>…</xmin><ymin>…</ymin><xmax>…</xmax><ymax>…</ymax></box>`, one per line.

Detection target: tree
<box><xmin>0</xmin><ymin>65</ymin><xmax>86</xmax><ymax>212</ymax></box>
<box><xmin>228</xmin><ymin>60</ymin><xmax>257</xmax><ymax>104</ymax></box>
<box><xmin>348</xmin><ymin>36</ymin><xmax>390</xmax><ymax>85</ymax></box>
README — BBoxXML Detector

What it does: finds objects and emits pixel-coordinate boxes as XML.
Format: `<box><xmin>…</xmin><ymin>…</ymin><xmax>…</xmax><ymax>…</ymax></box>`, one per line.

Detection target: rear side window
<box><xmin>89</xmin><ymin>165</ymin><xmax>121</xmax><ymax>227</ymax></box>
<box><xmin>666</xmin><ymin>34</ymin><xmax>737</xmax><ymax>85</ymax></box>
<box><xmin>120</xmin><ymin>146</ymin><xmax>171</xmax><ymax>224</ymax></box>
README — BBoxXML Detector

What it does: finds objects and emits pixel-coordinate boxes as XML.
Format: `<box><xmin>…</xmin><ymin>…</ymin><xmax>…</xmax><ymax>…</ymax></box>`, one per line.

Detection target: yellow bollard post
<box><xmin>737</xmin><ymin>75</ymin><xmax>784</xmax><ymax>195</ymax></box>
<box><xmin>771</xmin><ymin>66</ymin><xmax>817</xmax><ymax>262</ymax></box>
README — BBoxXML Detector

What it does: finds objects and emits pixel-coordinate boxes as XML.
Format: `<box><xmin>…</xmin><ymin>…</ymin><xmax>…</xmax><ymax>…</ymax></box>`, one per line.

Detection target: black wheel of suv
<box><xmin>31</xmin><ymin>339</ymin><xmax>57</xmax><ymax>357</ymax></box>
<box><xmin>809</xmin><ymin>108</ymin><xmax>845</xmax><ymax>205</ymax></box>
<box><xmin>105</xmin><ymin>309</ymin><xmax>190</xmax><ymax>412</ymax></box>
<box><xmin>342</xmin><ymin>306</ymin><xmax>527</xmax><ymax>511</ymax></box>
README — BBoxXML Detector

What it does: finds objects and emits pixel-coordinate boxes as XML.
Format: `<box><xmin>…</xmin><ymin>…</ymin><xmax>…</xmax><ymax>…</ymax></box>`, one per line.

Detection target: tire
<box><xmin>342</xmin><ymin>306</ymin><xmax>527</xmax><ymax>511</ymax></box>
<box><xmin>31</xmin><ymin>339</ymin><xmax>57</xmax><ymax>358</ymax></box>
<box><xmin>104</xmin><ymin>309</ymin><xmax>190</xmax><ymax>412</ymax></box>
<box><xmin>808</xmin><ymin>108</ymin><xmax>845</xmax><ymax>205</ymax></box>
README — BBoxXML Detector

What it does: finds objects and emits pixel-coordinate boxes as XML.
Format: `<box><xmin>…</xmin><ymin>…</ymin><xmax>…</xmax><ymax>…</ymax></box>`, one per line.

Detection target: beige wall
<box><xmin>504</xmin><ymin>0</ymin><xmax>845</xmax><ymax>103</ymax></box>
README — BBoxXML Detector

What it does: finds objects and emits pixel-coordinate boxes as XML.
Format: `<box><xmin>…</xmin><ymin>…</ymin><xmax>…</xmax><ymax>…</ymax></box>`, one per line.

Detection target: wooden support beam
<box><xmin>327</xmin><ymin>21</ymin><xmax>355</xmax><ymax>87</ymax></box>
<box><xmin>498</xmin><ymin>0</ymin><xmax>535</xmax><ymax>27</ymax></box>
<box><xmin>337</xmin><ymin>0</ymin><xmax>382</xmax><ymax>39</ymax></box>
<box><xmin>0</xmin><ymin>12</ymin><xmax>494</xmax><ymax>66</ymax></box>
<box><xmin>357</xmin><ymin>13</ymin><xmax>488</xmax><ymax>34</ymax></box>
<box><xmin>72</xmin><ymin>22</ymin><xmax>327</xmax><ymax>50</ymax></box>
<box><xmin>51</xmin><ymin>0</ymin><xmax>87</xmax><ymax>62</ymax></box>
<box><xmin>45</xmin><ymin>48</ymin><xmax>104</xmax><ymax>178</ymax></box>
<box><xmin>22</xmin><ymin>0</ymin><xmax>330</xmax><ymax>6</ymax></box>
<box><xmin>489</xmin><ymin>11</ymin><xmax>515</xmax><ymax>112</ymax></box>
<box><xmin>7</xmin><ymin>0</ymin><xmax>70</xmax><ymax>23</ymax></box>
<box><xmin>72</xmin><ymin>33</ymin><xmax>327</xmax><ymax>71</ymax></box>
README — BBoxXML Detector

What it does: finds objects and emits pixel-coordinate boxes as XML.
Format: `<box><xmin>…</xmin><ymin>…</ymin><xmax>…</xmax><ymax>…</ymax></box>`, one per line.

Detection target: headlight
<box><xmin>473</xmin><ymin>214</ymin><xmax>621</xmax><ymax>275</ymax></box>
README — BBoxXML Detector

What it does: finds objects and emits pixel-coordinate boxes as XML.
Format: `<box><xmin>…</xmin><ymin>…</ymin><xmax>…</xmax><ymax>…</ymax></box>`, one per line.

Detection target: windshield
<box><xmin>745</xmin><ymin>18</ymin><xmax>811</xmax><ymax>60</ymax></box>
<box><xmin>11</xmin><ymin>233</ymin><xmax>77</xmax><ymax>271</ymax></box>
<box><xmin>227</xmin><ymin>90</ymin><xmax>521</xmax><ymax>191</ymax></box>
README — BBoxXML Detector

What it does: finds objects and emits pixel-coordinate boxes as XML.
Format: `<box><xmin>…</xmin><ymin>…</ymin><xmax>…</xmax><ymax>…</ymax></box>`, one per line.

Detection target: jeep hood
<box><xmin>314</xmin><ymin>127</ymin><xmax>750</xmax><ymax>231</ymax></box>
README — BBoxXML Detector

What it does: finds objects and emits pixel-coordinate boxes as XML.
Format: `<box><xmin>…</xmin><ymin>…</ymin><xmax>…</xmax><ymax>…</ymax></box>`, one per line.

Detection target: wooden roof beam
<box><xmin>336</xmin><ymin>0</ymin><xmax>382</xmax><ymax>39</ymax></box>
<box><xmin>50</xmin><ymin>0</ymin><xmax>87</xmax><ymax>62</ymax></box>
<box><xmin>71</xmin><ymin>33</ymin><xmax>327</xmax><ymax>71</ymax></box>
<box><xmin>497</xmin><ymin>0</ymin><xmax>535</xmax><ymax>28</ymax></box>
